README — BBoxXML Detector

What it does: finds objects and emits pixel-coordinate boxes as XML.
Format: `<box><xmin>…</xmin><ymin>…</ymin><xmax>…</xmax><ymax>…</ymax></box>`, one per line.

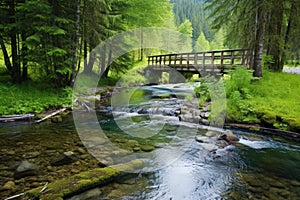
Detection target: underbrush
<box><xmin>0</xmin><ymin>81</ymin><xmax>72</xmax><ymax>115</ymax></box>
<box><xmin>194</xmin><ymin>67</ymin><xmax>300</xmax><ymax>132</ymax></box>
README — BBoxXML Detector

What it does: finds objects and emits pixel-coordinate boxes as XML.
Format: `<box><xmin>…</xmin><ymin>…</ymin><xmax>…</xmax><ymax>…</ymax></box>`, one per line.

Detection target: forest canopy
<box><xmin>0</xmin><ymin>0</ymin><xmax>299</xmax><ymax>85</ymax></box>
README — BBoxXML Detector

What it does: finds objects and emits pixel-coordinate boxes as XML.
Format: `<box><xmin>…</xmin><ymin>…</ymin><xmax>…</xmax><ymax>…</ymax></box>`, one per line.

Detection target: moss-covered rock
<box><xmin>282</xmin><ymin>116</ymin><xmax>300</xmax><ymax>132</ymax></box>
<box><xmin>261</xmin><ymin>111</ymin><xmax>277</xmax><ymax>126</ymax></box>
<box><xmin>25</xmin><ymin>160</ymin><xmax>144</xmax><ymax>200</ymax></box>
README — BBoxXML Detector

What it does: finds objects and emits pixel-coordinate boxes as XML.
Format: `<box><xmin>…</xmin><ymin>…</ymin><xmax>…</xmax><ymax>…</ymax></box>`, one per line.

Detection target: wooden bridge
<box><xmin>147</xmin><ymin>49</ymin><xmax>249</xmax><ymax>75</ymax></box>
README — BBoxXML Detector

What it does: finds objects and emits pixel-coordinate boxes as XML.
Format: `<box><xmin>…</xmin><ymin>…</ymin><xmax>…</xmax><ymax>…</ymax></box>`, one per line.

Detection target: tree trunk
<box><xmin>102</xmin><ymin>47</ymin><xmax>112</xmax><ymax>78</ymax></box>
<box><xmin>266</xmin><ymin>0</ymin><xmax>284</xmax><ymax>71</ymax></box>
<box><xmin>21</xmin><ymin>33</ymin><xmax>28</xmax><ymax>81</ymax></box>
<box><xmin>83</xmin><ymin>40</ymin><xmax>88</xmax><ymax>71</ymax></box>
<box><xmin>253</xmin><ymin>4</ymin><xmax>264</xmax><ymax>77</ymax></box>
<box><xmin>282</xmin><ymin>1</ymin><xmax>294</xmax><ymax>68</ymax></box>
<box><xmin>9</xmin><ymin>0</ymin><xmax>21</xmax><ymax>83</ymax></box>
<box><xmin>70</xmin><ymin>0</ymin><xmax>81</xmax><ymax>86</ymax></box>
<box><xmin>100</xmin><ymin>43</ymin><xmax>106</xmax><ymax>75</ymax></box>
<box><xmin>139</xmin><ymin>29</ymin><xmax>143</xmax><ymax>61</ymax></box>
<box><xmin>0</xmin><ymin>34</ymin><xmax>12</xmax><ymax>72</ymax></box>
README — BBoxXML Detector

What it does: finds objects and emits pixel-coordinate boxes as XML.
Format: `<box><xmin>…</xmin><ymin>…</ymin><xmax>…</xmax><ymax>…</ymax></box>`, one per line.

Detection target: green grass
<box><xmin>248</xmin><ymin>71</ymin><xmax>300</xmax><ymax>116</ymax></box>
<box><xmin>0</xmin><ymin>81</ymin><xmax>72</xmax><ymax>115</ymax></box>
<box><xmin>195</xmin><ymin>68</ymin><xmax>300</xmax><ymax>132</ymax></box>
<box><xmin>245</xmin><ymin>71</ymin><xmax>300</xmax><ymax>130</ymax></box>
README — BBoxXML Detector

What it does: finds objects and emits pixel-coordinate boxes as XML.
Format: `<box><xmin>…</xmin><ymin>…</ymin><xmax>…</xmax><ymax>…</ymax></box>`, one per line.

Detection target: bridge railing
<box><xmin>147</xmin><ymin>49</ymin><xmax>249</xmax><ymax>73</ymax></box>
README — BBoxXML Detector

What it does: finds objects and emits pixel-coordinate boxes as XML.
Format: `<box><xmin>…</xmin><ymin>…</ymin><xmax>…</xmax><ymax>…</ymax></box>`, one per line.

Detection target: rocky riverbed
<box><xmin>0</xmin><ymin>118</ymin><xmax>101</xmax><ymax>198</ymax></box>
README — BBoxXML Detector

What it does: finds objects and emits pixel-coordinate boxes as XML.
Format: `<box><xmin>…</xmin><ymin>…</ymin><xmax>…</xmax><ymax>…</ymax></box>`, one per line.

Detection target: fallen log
<box><xmin>225</xmin><ymin>123</ymin><xmax>300</xmax><ymax>141</ymax></box>
<box><xmin>35</xmin><ymin>108</ymin><xmax>67</xmax><ymax>124</ymax></box>
<box><xmin>0</xmin><ymin>114</ymin><xmax>35</xmax><ymax>122</ymax></box>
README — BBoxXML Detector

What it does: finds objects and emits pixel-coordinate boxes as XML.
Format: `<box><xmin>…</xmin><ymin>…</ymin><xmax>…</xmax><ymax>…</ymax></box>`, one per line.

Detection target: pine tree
<box><xmin>194</xmin><ymin>32</ymin><xmax>210</xmax><ymax>51</ymax></box>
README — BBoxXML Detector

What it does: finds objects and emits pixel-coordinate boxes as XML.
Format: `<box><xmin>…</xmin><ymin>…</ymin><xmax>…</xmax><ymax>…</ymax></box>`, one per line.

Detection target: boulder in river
<box><xmin>50</xmin><ymin>151</ymin><xmax>77</xmax><ymax>166</ymax></box>
<box><xmin>218</xmin><ymin>130</ymin><xmax>239</xmax><ymax>144</ymax></box>
<box><xmin>14</xmin><ymin>161</ymin><xmax>40</xmax><ymax>179</ymax></box>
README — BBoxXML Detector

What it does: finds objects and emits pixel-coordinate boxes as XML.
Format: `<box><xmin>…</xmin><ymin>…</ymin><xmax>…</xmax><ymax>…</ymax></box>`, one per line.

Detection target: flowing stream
<box><xmin>1</xmin><ymin>84</ymin><xmax>300</xmax><ymax>200</ymax></box>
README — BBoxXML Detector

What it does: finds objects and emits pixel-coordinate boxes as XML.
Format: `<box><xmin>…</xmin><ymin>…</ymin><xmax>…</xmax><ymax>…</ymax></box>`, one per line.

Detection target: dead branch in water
<box><xmin>35</xmin><ymin>108</ymin><xmax>67</xmax><ymax>124</ymax></box>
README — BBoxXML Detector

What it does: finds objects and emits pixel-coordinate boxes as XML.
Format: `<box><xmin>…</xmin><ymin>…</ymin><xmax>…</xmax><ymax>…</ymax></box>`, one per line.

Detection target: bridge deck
<box><xmin>147</xmin><ymin>49</ymin><xmax>249</xmax><ymax>74</ymax></box>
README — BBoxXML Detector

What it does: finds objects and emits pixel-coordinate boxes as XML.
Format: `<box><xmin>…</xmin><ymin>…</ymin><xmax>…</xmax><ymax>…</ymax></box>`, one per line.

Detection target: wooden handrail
<box><xmin>147</xmin><ymin>49</ymin><xmax>249</xmax><ymax>74</ymax></box>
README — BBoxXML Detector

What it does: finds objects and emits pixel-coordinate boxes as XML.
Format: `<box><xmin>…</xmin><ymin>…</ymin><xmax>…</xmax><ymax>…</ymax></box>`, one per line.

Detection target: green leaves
<box><xmin>56</xmin><ymin>67</ymin><xmax>73</xmax><ymax>75</ymax></box>
<box><xmin>0</xmin><ymin>82</ymin><xmax>72</xmax><ymax>115</ymax></box>
<box><xmin>36</xmin><ymin>26</ymin><xmax>66</xmax><ymax>36</ymax></box>
<box><xmin>47</xmin><ymin>48</ymin><xmax>67</xmax><ymax>57</ymax></box>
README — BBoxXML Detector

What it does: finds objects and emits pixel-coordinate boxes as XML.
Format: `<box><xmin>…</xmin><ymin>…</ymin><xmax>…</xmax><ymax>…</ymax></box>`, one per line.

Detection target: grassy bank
<box><xmin>196</xmin><ymin>68</ymin><xmax>300</xmax><ymax>132</ymax></box>
<box><xmin>0</xmin><ymin>81</ymin><xmax>72</xmax><ymax>115</ymax></box>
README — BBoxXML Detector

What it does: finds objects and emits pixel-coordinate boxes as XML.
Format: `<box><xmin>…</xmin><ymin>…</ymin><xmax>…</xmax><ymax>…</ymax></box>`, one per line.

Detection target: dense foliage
<box><xmin>206</xmin><ymin>0</ymin><xmax>300</xmax><ymax>77</ymax></box>
<box><xmin>0</xmin><ymin>0</ymin><xmax>174</xmax><ymax>85</ymax></box>
<box><xmin>0</xmin><ymin>82</ymin><xmax>71</xmax><ymax>115</ymax></box>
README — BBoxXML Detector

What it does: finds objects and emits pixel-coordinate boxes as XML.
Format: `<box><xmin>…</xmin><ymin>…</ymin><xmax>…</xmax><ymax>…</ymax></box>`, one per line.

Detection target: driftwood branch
<box><xmin>40</xmin><ymin>182</ymin><xmax>48</xmax><ymax>193</ymax></box>
<box><xmin>35</xmin><ymin>108</ymin><xmax>67</xmax><ymax>124</ymax></box>
<box><xmin>4</xmin><ymin>193</ymin><xmax>25</xmax><ymax>200</ymax></box>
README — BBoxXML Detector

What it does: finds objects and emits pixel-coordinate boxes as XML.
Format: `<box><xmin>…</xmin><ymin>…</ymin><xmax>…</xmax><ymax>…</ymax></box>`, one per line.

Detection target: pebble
<box><xmin>71</xmin><ymin>169</ymin><xmax>80</xmax><ymax>174</ymax></box>
<box><xmin>290</xmin><ymin>180</ymin><xmax>300</xmax><ymax>186</ymax></box>
<box><xmin>22</xmin><ymin>151</ymin><xmax>41</xmax><ymax>159</ymax></box>
<box><xmin>141</xmin><ymin>145</ymin><xmax>155</xmax><ymax>152</ymax></box>
<box><xmin>7</xmin><ymin>150</ymin><xmax>16</xmax><ymax>155</ymax></box>
<box><xmin>16</xmin><ymin>142</ymin><xmax>24</xmax><ymax>146</ymax></box>
<box><xmin>3</xmin><ymin>181</ymin><xmax>16</xmax><ymax>191</ymax></box>
<box><xmin>76</xmin><ymin>147</ymin><xmax>86</xmax><ymax>154</ymax></box>
<box><xmin>133</xmin><ymin>147</ymin><xmax>141</xmax><ymax>152</ymax></box>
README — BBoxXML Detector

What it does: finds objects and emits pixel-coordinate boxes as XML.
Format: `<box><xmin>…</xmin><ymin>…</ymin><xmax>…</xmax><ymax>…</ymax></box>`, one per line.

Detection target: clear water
<box><xmin>92</xmin><ymin>115</ymin><xmax>300</xmax><ymax>200</ymax></box>
<box><xmin>1</xmin><ymin>84</ymin><xmax>300</xmax><ymax>200</ymax></box>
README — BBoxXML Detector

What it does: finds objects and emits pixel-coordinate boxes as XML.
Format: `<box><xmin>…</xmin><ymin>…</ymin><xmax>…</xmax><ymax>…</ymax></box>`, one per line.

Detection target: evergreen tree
<box><xmin>206</xmin><ymin>0</ymin><xmax>300</xmax><ymax>75</ymax></box>
<box><xmin>177</xmin><ymin>19</ymin><xmax>193</xmax><ymax>51</ymax></box>
<box><xmin>194</xmin><ymin>32</ymin><xmax>210</xmax><ymax>51</ymax></box>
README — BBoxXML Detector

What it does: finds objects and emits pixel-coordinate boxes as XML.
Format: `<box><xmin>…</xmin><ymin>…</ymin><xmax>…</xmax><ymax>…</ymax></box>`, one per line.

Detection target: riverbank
<box><xmin>0</xmin><ymin>81</ymin><xmax>72</xmax><ymax>116</ymax></box>
<box><xmin>194</xmin><ymin>68</ymin><xmax>300</xmax><ymax>133</ymax></box>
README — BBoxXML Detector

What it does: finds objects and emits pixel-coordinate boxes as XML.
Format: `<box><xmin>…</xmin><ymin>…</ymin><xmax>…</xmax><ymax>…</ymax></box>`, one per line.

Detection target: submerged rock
<box><xmin>195</xmin><ymin>135</ymin><xmax>210</xmax><ymax>143</ymax></box>
<box><xmin>3</xmin><ymin>181</ymin><xmax>16</xmax><ymax>191</ymax></box>
<box><xmin>14</xmin><ymin>161</ymin><xmax>40</xmax><ymax>179</ymax></box>
<box><xmin>22</xmin><ymin>151</ymin><xmax>41</xmax><ymax>159</ymax></box>
<box><xmin>141</xmin><ymin>145</ymin><xmax>155</xmax><ymax>152</ymax></box>
<box><xmin>66</xmin><ymin>188</ymin><xmax>102</xmax><ymax>200</ymax></box>
<box><xmin>242</xmin><ymin>174</ymin><xmax>262</xmax><ymax>187</ymax></box>
<box><xmin>205</xmin><ymin>131</ymin><xmax>218</xmax><ymax>137</ymax></box>
<box><xmin>50</xmin><ymin>151</ymin><xmax>77</xmax><ymax>166</ymax></box>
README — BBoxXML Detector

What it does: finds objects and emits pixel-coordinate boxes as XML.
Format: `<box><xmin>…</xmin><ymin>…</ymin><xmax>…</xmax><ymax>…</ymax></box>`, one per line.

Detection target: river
<box><xmin>1</xmin><ymin>84</ymin><xmax>300</xmax><ymax>199</ymax></box>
